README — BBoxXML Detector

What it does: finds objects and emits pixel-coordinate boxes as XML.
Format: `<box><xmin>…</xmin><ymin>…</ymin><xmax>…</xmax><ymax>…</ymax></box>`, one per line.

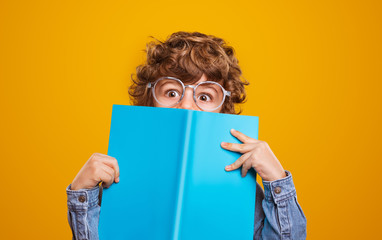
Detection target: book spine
<box><xmin>172</xmin><ymin>110</ymin><xmax>193</xmax><ymax>240</ymax></box>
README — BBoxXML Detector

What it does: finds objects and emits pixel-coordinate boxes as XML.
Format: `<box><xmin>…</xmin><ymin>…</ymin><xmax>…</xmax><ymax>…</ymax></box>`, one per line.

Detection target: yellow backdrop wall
<box><xmin>1</xmin><ymin>0</ymin><xmax>381</xmax><ymax>239</ymax></box>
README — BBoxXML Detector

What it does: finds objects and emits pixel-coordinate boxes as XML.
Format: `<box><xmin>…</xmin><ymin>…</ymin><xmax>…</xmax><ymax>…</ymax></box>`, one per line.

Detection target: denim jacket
<box><xmin>66</xmin><ymin>170</ymin><xmax>307</xmax><ymax>240</ymax></box>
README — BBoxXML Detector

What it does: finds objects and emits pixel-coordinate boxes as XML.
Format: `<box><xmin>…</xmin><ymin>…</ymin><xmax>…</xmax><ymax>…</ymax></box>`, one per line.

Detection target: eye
<box><xmin>197</xmin><ymin>94</ymin><xmax>212</xmax><ymax>102</ymax></box>
<box><xmin>165</xmin><ymin>90</ymin><xmax>180</xmax><ymax>98</ymax></box>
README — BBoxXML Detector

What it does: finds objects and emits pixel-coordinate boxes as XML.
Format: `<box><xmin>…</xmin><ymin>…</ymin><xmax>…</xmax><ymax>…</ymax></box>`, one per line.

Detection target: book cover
<box><xmin>99</xmin><ymin>105</ymin><xmax>259</xmax><ymax>240</ymax></box>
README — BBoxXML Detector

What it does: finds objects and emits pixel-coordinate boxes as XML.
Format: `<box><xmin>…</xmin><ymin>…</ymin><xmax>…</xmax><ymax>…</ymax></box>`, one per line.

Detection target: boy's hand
<box><xmin>221</xmin><ymin>129</ymin><xmax>286</xmax><ymax>181</ymax></box>
<box><xmin>71</xmin><ymin>153</ymin><xmax>120</xmax><ymax>190</ymax></box>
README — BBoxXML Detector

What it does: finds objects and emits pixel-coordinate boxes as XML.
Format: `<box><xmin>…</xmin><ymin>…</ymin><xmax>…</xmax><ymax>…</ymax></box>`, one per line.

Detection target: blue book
<box><xmin>99</xmin><ymin>105</ymin><xmax>259</xmax><ymax>240</ymax></box>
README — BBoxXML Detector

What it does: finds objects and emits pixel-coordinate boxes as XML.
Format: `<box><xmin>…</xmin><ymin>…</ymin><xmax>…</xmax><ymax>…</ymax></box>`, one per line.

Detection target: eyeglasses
<box><xmin>147</xmin><ymin>76</ymin><xmax>231</xmax><ymax>111</ymax></box>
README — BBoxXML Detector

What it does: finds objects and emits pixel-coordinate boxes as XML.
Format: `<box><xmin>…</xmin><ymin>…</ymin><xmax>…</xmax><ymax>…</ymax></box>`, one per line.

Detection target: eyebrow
<box><xmin>160</xmin><ymin>82</ymin><xmax>181</xmax><ymax>88</ymax></box>
<box><xmin>200</xmin><ymin>85</ymin><xmax>219</xmax><ymax>95</ymax></box>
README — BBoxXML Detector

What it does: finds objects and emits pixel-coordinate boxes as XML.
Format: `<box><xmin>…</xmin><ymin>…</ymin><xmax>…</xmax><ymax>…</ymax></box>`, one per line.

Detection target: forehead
<box><xmin>191</xmin><ymin>74</ymin><xmax>207</xmax><ymax>85</ymax></box>
<box><xmin>179</xmin><ymin>74</ymin><xmax>223</xmax><ymax>86</ymax></box>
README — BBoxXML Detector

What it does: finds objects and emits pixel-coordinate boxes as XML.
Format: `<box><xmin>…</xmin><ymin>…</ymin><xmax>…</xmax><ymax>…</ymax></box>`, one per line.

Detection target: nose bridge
<box><xmin>184</xmin><ymin>84</ymin><xmax>196</xmax><ymax>90</ymax></box>
<box><xmin>178</xmin><ymin>86</ymin><xmax>197</xmax><ymax>109</ymax></box>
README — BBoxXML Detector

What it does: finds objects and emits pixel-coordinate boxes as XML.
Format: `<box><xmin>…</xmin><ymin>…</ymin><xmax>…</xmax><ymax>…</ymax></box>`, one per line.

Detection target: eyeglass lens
<box><xmin>153</xmin><ymin>78</ymin><xmax>225</xmax><ymax>110</ymax></box>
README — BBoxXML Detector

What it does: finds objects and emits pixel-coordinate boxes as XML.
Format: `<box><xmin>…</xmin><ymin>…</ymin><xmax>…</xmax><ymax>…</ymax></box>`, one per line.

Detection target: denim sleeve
<box><xmin>66</xmin><ymin>184</ymin><xmax>101</xmax><ymax>240</ymax></box>
<box><xmin>254</xmin><ymin>171</ymin><xmax>307</xmax><ymax>240</ymax></box>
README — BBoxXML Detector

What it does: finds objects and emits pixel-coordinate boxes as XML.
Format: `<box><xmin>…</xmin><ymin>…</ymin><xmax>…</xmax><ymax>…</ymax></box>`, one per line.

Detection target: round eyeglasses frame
<box><xmin>147</xmin><ymin>76</ymin><xmax>231</xmax><ymax>111</ymax></box>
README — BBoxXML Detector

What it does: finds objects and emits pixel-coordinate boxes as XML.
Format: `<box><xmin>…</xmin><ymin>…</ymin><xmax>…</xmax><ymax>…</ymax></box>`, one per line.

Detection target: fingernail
<box><xmin>221</xmin><ymin>142</ymin><xmax>227</xmax><ymax>147</ymax></box>
<box><xmin>115</xmin><ymin>177</ymin><xmax>120</xmax><ymax>182</ymax></box>
<box><xmin>231</xmin><ymin>129</ymin><xmax>236</xmax><ymax>133</ymax></box>
<box><xmin>225</xmin><ymin>165</ymin><xmax>231</xmax><ymax>170</ymax></box>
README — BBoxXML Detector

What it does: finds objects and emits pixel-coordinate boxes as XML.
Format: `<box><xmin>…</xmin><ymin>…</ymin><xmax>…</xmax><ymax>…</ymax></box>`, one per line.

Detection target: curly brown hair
<box><xmin>128</xmin><ymin>31</ymin><xmax>249</xmax><ymax>114</ymax></box>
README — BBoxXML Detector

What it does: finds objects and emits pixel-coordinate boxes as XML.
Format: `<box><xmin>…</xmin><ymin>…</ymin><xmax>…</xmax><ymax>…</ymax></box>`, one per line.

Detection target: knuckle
<box><xmin>90</xmin><ymin>154</ymin><xmax>100</xmax><ymax>163</ymax></box>
<box><xmin>233</xmin><ymin>160</ymin><xmax>243</xmax><ymax>169</ymax></box>
<box><xmin>91</xmin><ymin>167</ymin><xmax>100</xmax><ymax>177</ymax></box>
<box><xmin>89</xmin><ymin>158</ymin><xmax>99</xmax><ymax>167</ymax></box>
<box><xmin>251</xmin><ymin>161</ymin><xmax>258</xmax><ymax>169</ymax></box>
<box><xmin>108</xmin><ymin>175</ymin><xmax>113</xmax><ymax>182</ymax></box>
<box><xmin>112</xmin><ymin>158</ymin><xmax>119</xmax><ymax>166</ymax></box>
<box><xmin>249</xmin><ymin>153</ymin><xmax>257</xmax><ymax>163</ymax></box>
<box><xmin>259</xmin><ymin>141</ymin><xmax>267</xmax><ymax>148</ymax></box>
<box><xmin>254</xmin><ymin>148</ymin><xmax>262</xmax><ymax>155</ymax></box>
<box><xmin>231</xmin><ymin>162</ymin><xmax>238</xmax><ymax>169</ymax></box>
<box><xmin>89</xmin><ymin>153</ymin><xmax>96</xmax><ymax>161</ymax></box>
<box><xmin>255</xmin><ymin>143</ymin><xmax>264</xmax><ymax>151</ymax></box>
<box><xmin>248</xmin><ymin>143</ymin><xmax>256</xmax><ymax>150</ymax></box>
<box><xmin>238</xmin><ymin>144</ymin><xmax>245</xmax><ymax>151</ymax></box>
<box><xmin>104</xmin><ymin>175</ymin><xmax>112</xmax><ymax>182</ymax></box>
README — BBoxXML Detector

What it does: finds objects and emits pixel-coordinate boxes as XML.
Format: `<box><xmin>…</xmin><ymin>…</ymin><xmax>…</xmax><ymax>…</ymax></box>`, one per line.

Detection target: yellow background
<box><xmin>1</xmin><ymin>0</ymin><xmax>381</xmax><ymax>239</ymax></box>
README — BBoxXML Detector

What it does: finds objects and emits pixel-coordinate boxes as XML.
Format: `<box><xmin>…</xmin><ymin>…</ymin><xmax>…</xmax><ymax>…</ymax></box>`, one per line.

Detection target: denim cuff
<box><xmin>66</xmin><ymin>184</ymin><xmax>100</xmax><ymax>211</ymax></box>
<box><xmin>262</xmin><ymin>170</ymin><xmax>296</xmax><ymax>204</ymax></box>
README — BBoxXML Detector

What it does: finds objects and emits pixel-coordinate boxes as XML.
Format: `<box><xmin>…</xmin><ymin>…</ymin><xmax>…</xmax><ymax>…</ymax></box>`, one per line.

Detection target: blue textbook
<box><xmin>99</xmin><ymin>105</ymin><xmax>259</xmax><ymax>240</ymax></box>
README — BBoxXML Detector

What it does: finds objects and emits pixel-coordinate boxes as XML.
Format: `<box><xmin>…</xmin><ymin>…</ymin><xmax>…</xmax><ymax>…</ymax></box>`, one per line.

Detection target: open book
<box><xmin>99</xmin><ymin>105</ymin><xmax>259</xmax><ymax>240</ymax></box>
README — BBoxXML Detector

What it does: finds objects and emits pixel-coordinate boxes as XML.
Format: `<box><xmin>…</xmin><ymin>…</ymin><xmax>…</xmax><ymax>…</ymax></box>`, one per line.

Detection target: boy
<box><xmin>67</xmin><ymin>31</ymin><xmax>307</xmax><ymax>240</ymax></box>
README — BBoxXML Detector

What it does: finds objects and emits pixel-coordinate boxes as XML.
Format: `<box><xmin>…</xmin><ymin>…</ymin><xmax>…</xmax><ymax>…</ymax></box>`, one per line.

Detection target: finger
<box><xmin>99</xmin><ymin>165</ymin><xmax>115</xmax><ymax>188</ymax></box>
<box><xmin>91</xmin><ymin>153</ymin><xmax>120</xmax><ymax>183</ymax></box>
<box><xmin>241</xmin><ymin>160</ymin><xmax>252</xmax><ymax>177</ymax></box>
<box><xmin>99</xmin><ymin>155</ymin><xmax>120</xmax><ymax>182</ymax></box>
<box><xmin>225</xmin><ymin>152</ymin><xmax>251</xmax><ymax>171</ymax></box>
<box><xmin>221</xmin><ymin>142</ymin><xmax>253</xmax><ymax>153</ymax></box>
<box><xmin>230</xmin><ymin>129</ymin><xmax>258</xmax><ymax>144</ymax></box>
<box><xmin>94</xmin><ymin>152</ymin><xmax>108</xmax><ymax>157</ymax></box>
